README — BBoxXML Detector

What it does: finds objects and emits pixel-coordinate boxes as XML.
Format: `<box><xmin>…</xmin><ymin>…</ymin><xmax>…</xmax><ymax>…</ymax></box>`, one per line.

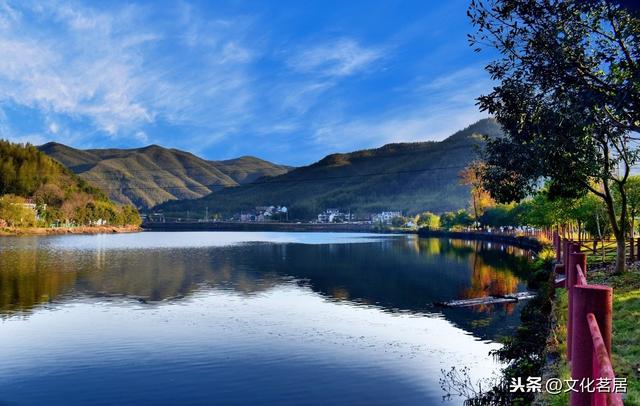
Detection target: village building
<box><xmin>371</xmin><ymin>211</ymin><xmax>402</xmax><ymax>225</ymax></box>
<box><xmin>317</xmin><ymin>209</ymin><xmax>354</xmax><ymax>223</ymax></box>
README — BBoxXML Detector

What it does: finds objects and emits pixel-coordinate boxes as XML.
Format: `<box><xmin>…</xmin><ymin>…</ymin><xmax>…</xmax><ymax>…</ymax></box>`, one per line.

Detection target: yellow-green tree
<box><xmin>459</xmin><ymin>161</ymin><xmax>494</xmax><ymax>226</ymax></box>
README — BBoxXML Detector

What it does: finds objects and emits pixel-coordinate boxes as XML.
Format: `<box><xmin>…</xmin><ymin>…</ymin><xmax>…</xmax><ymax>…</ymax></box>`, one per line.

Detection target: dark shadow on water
<box><xmin>0</xmin><ymin>235</ymin><xmax>533</xmax><ymax>341</ymax></box>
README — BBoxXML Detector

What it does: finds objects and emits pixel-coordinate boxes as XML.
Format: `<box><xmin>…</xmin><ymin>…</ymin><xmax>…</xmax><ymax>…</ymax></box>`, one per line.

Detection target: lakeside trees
<box><xmin>0</xmin><ymin>140</ymin><xmax>141</xmax><ymax>229</ymax></box>
<box><xmin>468</xmin><ymin>0</ymin><xmax>640</xmax><ymax>273</ymax></box>
<box><xmin>459</xmin><ymin>161</ymin><xmax>495</xmax><ymax>226</ymax></box>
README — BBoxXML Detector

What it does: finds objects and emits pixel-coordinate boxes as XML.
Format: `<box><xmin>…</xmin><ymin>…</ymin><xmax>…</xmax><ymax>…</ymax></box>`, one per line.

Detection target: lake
<box><xmin>0</xmin><ymin>232</ymin><xmax>533</xmax><ymax>405</ymax></box>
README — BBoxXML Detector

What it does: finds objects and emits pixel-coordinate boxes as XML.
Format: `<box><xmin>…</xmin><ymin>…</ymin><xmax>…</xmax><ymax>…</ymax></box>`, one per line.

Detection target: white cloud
<box><xmin>134</xmin><ymin>130</ymin><xmax>148</xmax><ymax>143</ymax></box>
<box><xmin>0</xmin><ymin>1</ymin><xmax>256</xmax><ymax>142</ymax></box>
<box><xmin>288</xmin><ymin>38</ymin><xmax>383</xmax><ymax>77</ymax></box>
<box><xmin>48</xmin><ymin>122</ymin><xmax>59</xmax><ymax>134</ymax></box>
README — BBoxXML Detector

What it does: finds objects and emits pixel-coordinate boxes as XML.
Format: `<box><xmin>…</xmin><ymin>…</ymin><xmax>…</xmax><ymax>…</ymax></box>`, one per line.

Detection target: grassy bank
<box><xmin>545</xmin><ymin>266</ymin><xmax>640</xmax><ymax>405</ymax></box>
<box><xmin>0</xmin><ymin>225</ymin><xmax>141</xmax><ymax>236</ymax></box>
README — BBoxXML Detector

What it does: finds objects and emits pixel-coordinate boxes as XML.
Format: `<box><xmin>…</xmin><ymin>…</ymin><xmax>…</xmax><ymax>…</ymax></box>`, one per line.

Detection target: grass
<box><xmin>545</xmin><ymin>266</ymin><xmax>640</xmax><ymax>405</ymax></box>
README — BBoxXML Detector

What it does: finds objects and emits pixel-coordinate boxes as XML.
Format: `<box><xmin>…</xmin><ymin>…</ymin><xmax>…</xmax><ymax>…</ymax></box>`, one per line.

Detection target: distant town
<box><xmin>145</xmin><ymin>206</ymin><xmax>408</xmax><ymax>227</ymax></box>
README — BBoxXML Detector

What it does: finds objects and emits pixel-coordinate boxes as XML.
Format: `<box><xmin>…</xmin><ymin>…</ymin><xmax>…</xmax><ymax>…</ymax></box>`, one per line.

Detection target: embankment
<box><xmin>0</xmin><ymin>225</ymin><xmax>141</xmax><ymax>236</ymax></box>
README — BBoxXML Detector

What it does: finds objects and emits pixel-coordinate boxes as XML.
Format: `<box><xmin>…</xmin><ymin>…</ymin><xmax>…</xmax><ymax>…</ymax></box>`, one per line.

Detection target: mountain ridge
<box><xmin>155</xmin><ymin>118</ymin><xmax>503</xmax><ymax>219</ymax></box>
<box><xmin>38</xmin><ymin>142</ymin><xmax>292</xmax><ymax>208</ymax></box>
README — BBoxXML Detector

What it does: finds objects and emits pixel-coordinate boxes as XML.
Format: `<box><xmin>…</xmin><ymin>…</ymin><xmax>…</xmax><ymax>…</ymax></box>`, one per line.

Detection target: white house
<box><xmin>371</xmin><ymin>211</ymin><xmax>402</xmax><ymax>225</ymax></box>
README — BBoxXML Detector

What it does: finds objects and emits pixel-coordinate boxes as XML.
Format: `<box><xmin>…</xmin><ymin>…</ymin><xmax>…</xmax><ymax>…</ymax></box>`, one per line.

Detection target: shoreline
<box><xmin>141</xmin><ymin>221</ymin><xmax>396</xmax><ymax>233</ymax></box>
<box><xmin>417</xmin><ymin>228</ymin><xmax>543</xmax><ymax>251</ymax></box>
<box><xmin>0</xmin><ymin>225</ymin><xmax>142</xmax><ymax>236</ymax></box>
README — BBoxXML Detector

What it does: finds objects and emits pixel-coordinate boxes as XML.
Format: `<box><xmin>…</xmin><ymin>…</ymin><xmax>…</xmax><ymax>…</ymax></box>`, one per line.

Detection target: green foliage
<box><xmin>0</xmin><ymin>140</ymin><xmax>140</xmax><ymax>228</ymax></box>
<box><xmin>0</xmin><ymin>195</ymin><xmax>36</xmax><ymax>227</ymax></box>
<box><xmin>479</xmin><ymin>204</ymin><xmax>518</xmax><ymax>227</ymax></box>
<box><xmin>440</xmin><ymin>209</ymin><xmax>473</xmax><ymax>230</ymax></box>
<box><xmin>416</xmin><ymin>211</ymin><xmax>440</xmax><ymax>229</ymax></box>
<box><xmin>469</xmin><ymin>0</ymin><xmax>640</xmax><ymax>272</ymax></box>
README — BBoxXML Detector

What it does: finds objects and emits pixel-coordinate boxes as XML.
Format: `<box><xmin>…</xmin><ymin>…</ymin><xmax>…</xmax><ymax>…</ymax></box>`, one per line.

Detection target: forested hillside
<box><xmin>156</xmin><ymin>118</ymin><xmax>503</xmax><ymax>219</ymax></box>
<box><xmin>0</xmin><ymin>140</ymin><xmax>140</xmax><ymax>228</ymax></box>
<box><xmin>39</xmin><ymin>143</ymin><xmax>291</xmax><ymax>208</ymax></box>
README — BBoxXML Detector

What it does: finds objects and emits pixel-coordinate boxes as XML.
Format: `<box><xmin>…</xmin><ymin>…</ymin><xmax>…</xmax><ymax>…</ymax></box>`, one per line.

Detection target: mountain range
<box><xmin>155</xmin><ymin>118</ymin><xmax>503</xmax><ymax>219</ymax></box>
<box><xmin>38</xmin><ymin>143</ymin><xmax>291</xmax><ymax>208</ymax></box>
<box><xmin>38</xmin><ymin>118</ymin><xmax>502</xmax><ymax>219</ymax></box>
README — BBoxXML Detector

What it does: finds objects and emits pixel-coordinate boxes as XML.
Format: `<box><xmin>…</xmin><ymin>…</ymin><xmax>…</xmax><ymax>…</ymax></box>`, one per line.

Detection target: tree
<box><xmin>121</xmin><ymin>205</ymin><xmax>142</xmax><ymax>226</ymax></box>
<box><xmin>417</xmin><ymin>211</ymin><xmax>441</xmax><ymax>229</ymax></box>
<box><xmin>440</xmin><ymin>209</ymin><xmax>474</xmax><ymax>230</ymax></box>
<box><xmin>0</xmin><ymin>195</ymin><xmax>36</xmax><ymax>227</ymax></box>
<box><xmin>34</xmin><ymin>183</ymin><xmax>65</xmax><ymax>207</ymax></box>
<box><xmin>615</xmin><ymin>175</ymin><xmax>640</xmax><ymax>237</ymax></box>
<box><xmin>480</xmin><ymin>204</ymin><xmax>518</xmax><ymax>228</ymax></box>
<box><xmin>459</xmin><ymin>161</ymin><xmax>495</xmax><ymax>226</ymax></box>
<box><xmin>469</xmin><ymin>0</ymin><xmax>640</xmax><ymax>273</ymax></box>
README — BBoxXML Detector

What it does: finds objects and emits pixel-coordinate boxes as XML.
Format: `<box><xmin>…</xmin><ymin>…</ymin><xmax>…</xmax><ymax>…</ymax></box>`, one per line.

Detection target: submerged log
<box><xmin>435</xmin><ymin>291</ymin><xmax>537</xmax><ymax>308</ymax></box>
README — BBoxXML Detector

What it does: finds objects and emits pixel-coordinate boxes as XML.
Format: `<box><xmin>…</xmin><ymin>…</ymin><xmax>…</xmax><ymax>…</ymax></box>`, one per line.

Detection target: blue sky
<box><xmin>0</xmin><ymin>0</ymin><xmax>493</xmax><ymax>165</ymax></box>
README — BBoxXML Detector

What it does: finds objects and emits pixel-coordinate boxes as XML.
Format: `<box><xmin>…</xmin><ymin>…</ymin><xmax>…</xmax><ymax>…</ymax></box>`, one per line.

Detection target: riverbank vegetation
<box><xmin>467</xmin><ymin>0</ymin><xmax>640</xmax><ymax>274</ymax></box>
<box><xmin>0</xmin><ymin>140</ymin><xmax>141</xmax><ymax>232</ymax></box>
<box><xmin>438</xmin><ymin>0</ymin><xmax>640</xmax><ymax>403</ymax></box>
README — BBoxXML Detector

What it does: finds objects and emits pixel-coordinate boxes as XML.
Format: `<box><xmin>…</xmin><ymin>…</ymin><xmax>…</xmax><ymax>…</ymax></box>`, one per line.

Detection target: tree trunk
<box><xmin>631</xmin><ymin>216</ymin><xmax>636</xmax><ymax>262</ymax></box>
<box><xmin>614</xmin><ymin>231</ymin><xmax>626</xmax><ymax>274</ymax></box>
<box><xmin>600</xmin><ymin>176</ymin><xmax>627</xmax><ymax>273</ymax></box>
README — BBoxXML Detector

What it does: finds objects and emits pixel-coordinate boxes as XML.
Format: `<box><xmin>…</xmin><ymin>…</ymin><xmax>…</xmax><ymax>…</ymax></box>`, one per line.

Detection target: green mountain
<box><xmin>38</xmin><ymin>143</ymin><xmax>291</xmax><ymax>208</ymax></box>
<box><xmin>0</xmin><ymin>140</ymin><xmax>140</xmax><ymax>227</ymax></box>
<box><xmin>155</xmin><ymin>118</ymin><xmax>503</xmax><ymax>220</ymax></box>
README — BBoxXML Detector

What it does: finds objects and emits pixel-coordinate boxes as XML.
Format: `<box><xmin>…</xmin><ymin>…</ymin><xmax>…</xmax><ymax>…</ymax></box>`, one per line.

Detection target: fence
<box><xmin>571</xmin><ymin>237</ymin><xmax>640</xmax><ymax>264</ymax></box>
<box><xmin>553</xmin><ymin>233</ymin><xmax>624</xmax><ymax>405</ymax></box>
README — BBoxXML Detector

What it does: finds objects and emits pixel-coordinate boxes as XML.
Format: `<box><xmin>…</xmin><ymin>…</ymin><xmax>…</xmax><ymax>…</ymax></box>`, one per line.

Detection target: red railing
<box><xmin>553</xmin><ymin>233</ymin><xmax>624</xmax><ymax>406</ymax></box>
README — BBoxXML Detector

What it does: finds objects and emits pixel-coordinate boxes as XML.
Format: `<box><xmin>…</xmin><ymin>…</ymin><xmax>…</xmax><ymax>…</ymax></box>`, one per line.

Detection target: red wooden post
<box><xmin>563</xmin><ymin>240</ymin><xmax>571</xmax><ymax>287</ymax></box>
<box><xmin>570</xmin><ymin>285</ymin><xmax>613</xmax><ymax>406</ymax></box>
<box><xmin>588</xmin><ymin>314</ymin><xmax>623</xmax><ymax>406</ymax></box>
<box><xmin>574</xmin><ymin>252</ymin><xmax>587</xmax><ymax>284</ymax></box>
<box><xmin>566</xmin><ymin>247</ymin><xmax>581</xmax><ymax>360</ymax></box>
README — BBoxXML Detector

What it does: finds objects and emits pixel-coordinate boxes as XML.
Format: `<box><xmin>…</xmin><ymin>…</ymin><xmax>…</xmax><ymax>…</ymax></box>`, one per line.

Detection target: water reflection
<box><xmin>0</xmin><ymin>232</ymin><xmax>531</xmax><ymax>340</ymax></box>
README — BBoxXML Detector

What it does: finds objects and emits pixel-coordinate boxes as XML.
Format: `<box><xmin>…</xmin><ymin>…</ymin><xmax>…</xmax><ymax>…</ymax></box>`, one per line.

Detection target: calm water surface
<box><xmin>0</xmin><ymin>232</ymin><xmax>533</xmax><ymax>405</ymax></box>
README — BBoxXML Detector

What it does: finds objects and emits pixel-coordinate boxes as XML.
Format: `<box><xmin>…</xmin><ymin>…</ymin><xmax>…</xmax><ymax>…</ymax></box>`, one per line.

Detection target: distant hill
<box><xmin>155</xmin><ymin>118</ymin><xmax>503</xmax><ymax>219</ymax></box>
<box><xmin>38</xmin><ymin>143</ymin><xmax>291</xmax><ymax>208</ymax></box>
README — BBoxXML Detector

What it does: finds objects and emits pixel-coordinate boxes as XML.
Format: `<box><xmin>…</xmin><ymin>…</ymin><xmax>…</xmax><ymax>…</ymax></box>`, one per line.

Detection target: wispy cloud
<box><xmin>310</xmin><ymin>66</ymin><xmax>492</xmax><ymax>152</ymax></box>
<box><xmin>0</xmin><ymin>0</ymin><xmax>489</xmax><ymax>165</ymax></box>
<box><xmin>0</xmin><ymin>0</ymin><xmax>256</xmax><ymax>142</ymax></box>
<box><xmin>288</xmin><ymin>38</ymin><xmax>384</xmax><ymax>77</ymax></box>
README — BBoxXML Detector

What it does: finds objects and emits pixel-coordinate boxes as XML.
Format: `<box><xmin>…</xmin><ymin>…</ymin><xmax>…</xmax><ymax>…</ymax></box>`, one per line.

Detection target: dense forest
<box><xmin>0</xmin><ymin>140</ymin><xmax>141</xmax><ymax>228</ymax></box>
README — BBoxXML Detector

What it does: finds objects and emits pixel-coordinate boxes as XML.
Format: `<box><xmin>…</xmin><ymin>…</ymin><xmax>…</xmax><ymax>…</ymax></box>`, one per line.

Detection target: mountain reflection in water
<box><xmin>0</xmin><ymin>232</ymin><xmax>532</xmax><ymax>340</ymax></box>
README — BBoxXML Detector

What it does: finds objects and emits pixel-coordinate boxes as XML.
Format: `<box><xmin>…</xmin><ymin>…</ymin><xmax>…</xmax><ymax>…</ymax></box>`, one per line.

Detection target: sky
<box><xmin>0</xmin><ymin>0</ymin><xmax>494</xmax><ymax>165</ymax></box>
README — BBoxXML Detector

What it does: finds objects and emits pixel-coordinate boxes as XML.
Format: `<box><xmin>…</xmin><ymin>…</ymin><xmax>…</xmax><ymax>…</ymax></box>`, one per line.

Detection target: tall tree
<box><xmin>469</xmin><ymin>0</ymin><xmax>640</xmax><ymax>273</ymax></box>
<box><xmin>459</xmin><ymin>161</ymin><xmax>495</xmax><ymax>226</ymax></box>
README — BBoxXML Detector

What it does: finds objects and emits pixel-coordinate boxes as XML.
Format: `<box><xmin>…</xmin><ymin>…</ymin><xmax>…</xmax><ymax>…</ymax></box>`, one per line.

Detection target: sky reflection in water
<box><xmin>0</xmin><ymin>232</ymin><xmax>533</xmax><ymax>406</ymax></box>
